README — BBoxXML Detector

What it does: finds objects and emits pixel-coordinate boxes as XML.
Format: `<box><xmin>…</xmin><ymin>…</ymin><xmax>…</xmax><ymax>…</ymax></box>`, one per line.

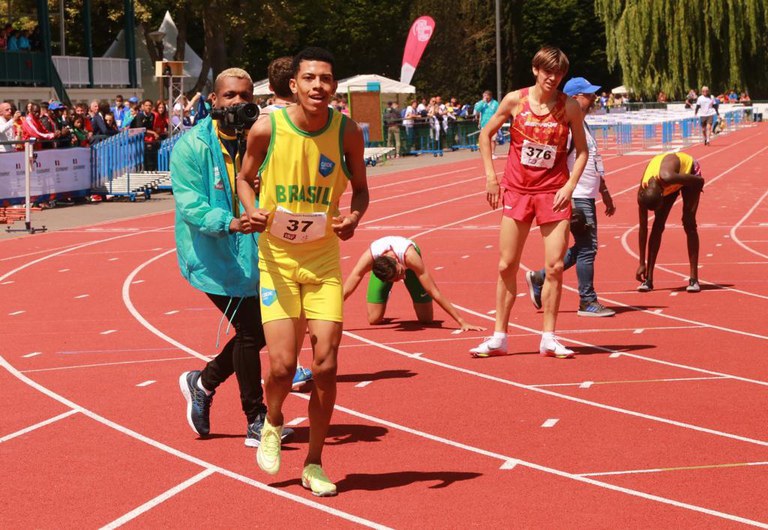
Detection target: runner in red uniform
<box><xmin>470</xmin><ymin>46</ymin><xmax>588</xmax><ymax>359</ymax></box>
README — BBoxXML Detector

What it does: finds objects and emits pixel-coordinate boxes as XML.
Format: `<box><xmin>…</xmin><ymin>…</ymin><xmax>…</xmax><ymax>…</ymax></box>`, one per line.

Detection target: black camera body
<box><xmin>210</xmin><ymin>103</ymin><xmax>259</xmax><ymax>131</ymax></box>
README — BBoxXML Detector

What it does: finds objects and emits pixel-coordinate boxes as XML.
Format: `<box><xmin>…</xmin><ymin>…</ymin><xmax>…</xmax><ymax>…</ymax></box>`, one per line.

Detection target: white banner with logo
<box><xmin>0</xmin><ymin>148</ymin><xmax>91</xmax><ymax>202</ymax></box>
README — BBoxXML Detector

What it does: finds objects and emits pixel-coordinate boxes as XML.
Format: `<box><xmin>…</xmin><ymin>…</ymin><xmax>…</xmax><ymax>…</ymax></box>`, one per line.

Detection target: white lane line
<box><xmin>58</xmin><ymin>268</ymin><xmax>70</xmax><ymax>272</ymax></box>
<box><xmin>22</xmin><ymin>352</ymin><xmax>42</xmax><ymax>358</ymax></box>
<box><xmin>451</xmin><ymin>329</ymin><xmax>463</xmax><ymax>335</ymax></box>
<box><xmin>342</xmin><ymin>256</ymin><xmax>350</xmax><ymax>260</ymax></box>
<box><xmin>634</xmin><ymin>329</ymin><xmax>645</xmax><ymax>334</ymax></box>
<box><xmin>669</xmin><ymin>291</ymin><xmax>679</xmax><ymax>297</ymax></box>
<box><xmin>8</xmin><ymin>310</ymin><xmax>25</xmax><ymax>316</ymax></box>
<box><xmin>1</xmin><ymin>280</ymin><xmax>14</xmax><ymax>284</ymax></box>
<box><xmin>108</xmin><ymin>257</ymin><xmax>119</xmax><ymax>261</ymax></box>
<box><xmin>541</xmin><ymin>419</ymin><xmax>559</xmax><ymax>428</ymax></box>
<box><xmin>164</xmin><ymin>310</ymin><xmax>179</xmax><ymax>315</ymax></box>
<box><xmin>136</xmin><ymin>380</ymin><xmax>156</xmax><ymax>387</ymax></box>
<box><xmin>151</xmin><ymin>247</ymin><xmax>163</xmax><ymax>251</ymax></box>
<box><xmin>434</xmin><ymin>266</ymin><xmax>444</xmax><ymax>270</ymax></box>
<box><xmin>285</xmin><ymin>417</ymin><xmax>307</xmax><ymax>427</ymax></box>
<box><xmin>487</xmin><ymin>310</ymin><xmax>496</xmax><ymax>315</ymax></box>
<box><xmin>462</xmin><ymin>255</ymin><xmax>470</xmax><ymax>259</ymax></box>
<box><xmin>578</xmin><ymin>461</ymin><xmax>768</xmax><ymax>478</ymax></box>
<box><xmin>355</xmin><ymin>381</ymin><xmax>373</xmax><ymax>388</ymax></box>
<box><xmin>132</xmin><ymin>279</ymin><xmax>145</xmax><ymax>284</ymax></box>
<box><xmin>0</xmin><ymin>356</ymin><xmax>390</xmax><ymax>530</ymax></box>
<box><xmin>0</xmin><ymin>409</ymin><xmax>78</xmax><ymax>443</ymax></box>
<box><xmin>74</xmin><ymin>294</ymin><xmax>89</xmax><ymax>299</ymax></box>
<box><xmin>22</xmin><ymin>356</ymin><xmax>192</xmax><ymax>373</ymax></box>
<box><xmin>652</xmin><ymin>309</ymin><xmax>663</xmax><ymax>314</ymax></box>
<box><xmin>609</xmin><ymin>352</ymin><xmax>621</xmax><ymax>358</ymax></box>
<box><xmin>706</xmin><ymin>253</ymin><xmax>714</xmax><ymax>257</ymax></box>
<box><xmin>533</xmin><ymin>376</ymin><xmax>729</xmax><ymax>388</ymax></box>
<box><xmin>499</xmin><ymin>459</ymin><xmax>517</xmax><ymax>470</ymax></box>
<box><xmin>100</xmin><ymin>469</ymin><xmax>216</xmax><ymax>529</ymax></box>
<box><xmin>100</xmin><ymin>330</ymin><xmax>117</xmax><ymax>335</ymax></box>
<box><xmin>361</xmin><ymin>191</ymin><xmax>484</xmax><ymax>226</ymax></box>
<box><xmin>729</xmin><ymin>187</ymin><xmax>768</xmax><ymax>260</ymax></box>
<box><xmin>579</xmin><ymin>381</ymin><xmax>593</xmax><ymax>389</ymax></box>
<box><xmin>485</xmin><ymin>245</ymin><xmax>493</xmax><ymax>249</ymax></box>
<box><xmin>348</xmin><ymin>325</ymin><xmax>768</xmax><ymax>449</ymax></box>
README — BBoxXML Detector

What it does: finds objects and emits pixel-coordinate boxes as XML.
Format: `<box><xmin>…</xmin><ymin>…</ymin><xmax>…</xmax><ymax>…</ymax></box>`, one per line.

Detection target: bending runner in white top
<box><xmin>343</xmin><ymin>236</ymin><xmax>486</xmax><ymax>331</ymax></box>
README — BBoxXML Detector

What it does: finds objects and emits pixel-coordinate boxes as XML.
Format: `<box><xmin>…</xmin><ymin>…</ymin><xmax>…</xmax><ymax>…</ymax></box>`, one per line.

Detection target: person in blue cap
<box><xmin>526</xmin><ymin>77</ymin><xmax>617</xmax><ymax>317</ymax></box>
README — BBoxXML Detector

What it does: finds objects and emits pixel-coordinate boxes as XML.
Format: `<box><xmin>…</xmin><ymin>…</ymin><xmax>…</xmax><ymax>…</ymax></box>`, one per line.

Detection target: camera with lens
<box><xmin>210</xmin><ymin>102</ymin><xmax>259</xmax><ymax>131</ymax></box>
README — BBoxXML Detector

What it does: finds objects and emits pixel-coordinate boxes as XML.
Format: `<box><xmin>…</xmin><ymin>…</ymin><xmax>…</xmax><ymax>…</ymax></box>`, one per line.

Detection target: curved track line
<box><xmin>729</xmin><ymin>187</ymin><xmax>768</xmax><ymax>260</ymax></box>
<box><xmin>121</xmin><ymin>252</ymin><xmax>768</xmax><ymax>527</ymax></box>
<box><xmin>0</xmin><ymin>356</ymin><xmax>390</xmax><ymax>529</ymax></box>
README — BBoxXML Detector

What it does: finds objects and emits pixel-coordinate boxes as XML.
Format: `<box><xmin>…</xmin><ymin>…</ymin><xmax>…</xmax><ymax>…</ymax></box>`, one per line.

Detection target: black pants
<box><xmin>200</xmin><ymin>293</ymin><xmax>266</xmax><ymax>423</ymax></box>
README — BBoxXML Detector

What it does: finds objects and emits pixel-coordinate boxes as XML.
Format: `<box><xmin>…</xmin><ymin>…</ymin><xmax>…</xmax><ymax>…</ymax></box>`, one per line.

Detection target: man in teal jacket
<box><xmin>174</xmin><ymin>68</ymin><xmax>292</xmax><ymax>447</ymax></box>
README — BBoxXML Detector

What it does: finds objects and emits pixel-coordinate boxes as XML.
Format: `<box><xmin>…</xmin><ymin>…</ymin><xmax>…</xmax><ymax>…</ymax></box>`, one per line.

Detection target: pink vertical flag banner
<box><xmin>400</xmin><ymin>16</ymin><xmax>435</xmax><ymax>85</ymax></box>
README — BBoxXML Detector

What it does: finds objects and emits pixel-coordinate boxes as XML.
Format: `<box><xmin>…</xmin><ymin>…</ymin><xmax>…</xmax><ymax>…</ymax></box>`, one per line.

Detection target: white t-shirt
<box><xmin>696</xmin><ymin>95</ymin><xmax>717</xmax><ymax>117</ymax></box>
<box><xmin>0</xmin><ymin>116</ymin><xmax>17</xmax><ymax>152</ymax></box>
<box><xmin>568</xmin><ymin>123</ymin><xmax>605</xmax><ymax>199</ymax></box>
<box><xmin>370</xmin><ymin>236</ymin><xmax>415</xmax><ymax>264</ymax></box>
<box><xmin>403</xmin><ymin>106</ymin><xmax>418</xmax><ymax>126</ymax></box>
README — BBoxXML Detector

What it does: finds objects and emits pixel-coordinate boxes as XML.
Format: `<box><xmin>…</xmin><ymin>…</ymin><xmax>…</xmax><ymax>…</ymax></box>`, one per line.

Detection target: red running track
<box><xmin>2</xmin><ymin>123</ymin><xmax>768</xmax><ymax>528</ymax></box>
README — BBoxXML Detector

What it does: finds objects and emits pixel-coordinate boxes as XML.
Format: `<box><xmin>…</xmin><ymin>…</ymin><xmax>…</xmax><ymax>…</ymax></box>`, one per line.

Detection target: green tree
<box><xmin>596</xmin><ymin>0</ymin><xmax>768</xmax><ymax>99</ymax></box>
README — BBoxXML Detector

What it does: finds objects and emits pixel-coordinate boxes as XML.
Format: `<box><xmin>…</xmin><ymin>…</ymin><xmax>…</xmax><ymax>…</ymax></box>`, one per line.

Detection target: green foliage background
<box><xmin>3</xmin><ymin>0</ymin><xmax>765</xmax><ymax>99</ymax></box>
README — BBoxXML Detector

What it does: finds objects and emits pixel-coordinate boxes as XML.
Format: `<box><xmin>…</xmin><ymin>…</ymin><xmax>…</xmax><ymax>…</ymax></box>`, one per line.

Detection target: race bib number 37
<box><xmin>520</xmin><ymin>140</ymin><xmax>556</xmax><ymax>168</ymax></box>
<box><xmin>270</xmin><ymin>207</ymin><xmax>327</xmax><ymax>244</ymax></box>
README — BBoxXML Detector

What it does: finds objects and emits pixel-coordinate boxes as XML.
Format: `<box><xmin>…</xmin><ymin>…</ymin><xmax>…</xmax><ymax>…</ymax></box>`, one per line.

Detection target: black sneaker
<box><xmin>637</xmin><ymin>279</ymin><xmax>653</xmax><ymax>292</ymax></box>
<box><xmin>179</xmin><ymin>370</ymin><xmax>214</xmax><ymax>436</ymax></box>
<box><xmin>526</xmin><ymin>270</ymin><xmax>543</xmax><ymax>310</ymax></box>
<box><xmin>245</xmin><ymin>413</ymin><xmax>296</xmax><ymax>447</ymax></box>
<box><xmin>577</xmin><ymin>301</ymin><xmax>616</xmax><ymax>317</ymax></box>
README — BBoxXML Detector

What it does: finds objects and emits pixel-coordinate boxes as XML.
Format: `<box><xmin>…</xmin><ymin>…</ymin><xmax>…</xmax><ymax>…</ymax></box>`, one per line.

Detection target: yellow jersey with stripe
<box><xmin>258</xmin><ymin>107</ymin><xmax>351</xmax><ymax>277</ymax></box>
<box><xmin>641</xmin><ymin>152</ymin><xmax>696</xmax><ymax>196</ymax></box>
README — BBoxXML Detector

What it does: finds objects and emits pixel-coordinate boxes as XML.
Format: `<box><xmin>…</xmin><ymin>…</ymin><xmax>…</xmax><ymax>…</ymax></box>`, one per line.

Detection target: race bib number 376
<box><xmin>520</xmin><ymin>140</ymin><xmax>556</xmax><ymax>168</ymax></box>
<box><xmin>270</xmin><ymin>207</ymin><xmax>327</xmax><ymax>244</ymax></box>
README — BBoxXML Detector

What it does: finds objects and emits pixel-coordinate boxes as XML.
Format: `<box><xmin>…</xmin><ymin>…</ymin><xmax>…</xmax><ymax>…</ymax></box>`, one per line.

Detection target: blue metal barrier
<box><xmin>158</xmin><ymin>131</ymin><xmax>186</xmax><ymax>172</ymax></box>
<box><xmin>91</xmin><ymin>128</ymin><xmax>146</xmax><ymax>197</ymax></box>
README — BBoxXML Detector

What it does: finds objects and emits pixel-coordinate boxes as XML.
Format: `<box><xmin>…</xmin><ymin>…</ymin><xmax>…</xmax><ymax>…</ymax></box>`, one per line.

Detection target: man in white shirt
<box><xmin>526</xmin><ymin>77</ymin><xmax>617</xmax><ymax>317</ymax></box>
<box><xmin>0</xmin><ymin>102</ymin><xmax>21</xmax><ymax>152</ymax></box>
<box><xmin>695</xmin><ymin>85</ymin><xmax>719</xmax><ymax>146</ymax></box>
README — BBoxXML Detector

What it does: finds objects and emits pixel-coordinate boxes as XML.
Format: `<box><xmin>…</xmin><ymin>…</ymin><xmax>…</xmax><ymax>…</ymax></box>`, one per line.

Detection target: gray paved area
<box><xmin>1</xmin><ymin>148</ymin><xmax>482</xmax><ymax>240</ymax></box>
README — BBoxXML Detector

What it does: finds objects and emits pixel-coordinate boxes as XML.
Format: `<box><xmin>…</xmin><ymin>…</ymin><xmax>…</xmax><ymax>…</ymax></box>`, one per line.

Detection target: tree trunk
<box><xmin>174</xmin><ymin>2</ymin><xmax>188</xmax><ymax>61</ymax></box>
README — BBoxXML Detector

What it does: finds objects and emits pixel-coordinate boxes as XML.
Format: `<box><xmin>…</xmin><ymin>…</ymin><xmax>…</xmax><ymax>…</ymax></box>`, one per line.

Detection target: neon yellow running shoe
<box><xmin>301</xmin><ymin>464</ymin><xmax>337</xmax><ymax>497</ymax></box>
<box><xmin>256</xmin><ymin>418</ymin><xmax>282</xmax><ymax>475</ymax></box>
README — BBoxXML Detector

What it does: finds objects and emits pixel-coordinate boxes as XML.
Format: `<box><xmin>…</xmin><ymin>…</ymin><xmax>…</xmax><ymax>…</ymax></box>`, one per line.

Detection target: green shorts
<box><xmin>365</xmin><ymin>243</ymin><xmax>432</xmax><ymax>304</ymax></box>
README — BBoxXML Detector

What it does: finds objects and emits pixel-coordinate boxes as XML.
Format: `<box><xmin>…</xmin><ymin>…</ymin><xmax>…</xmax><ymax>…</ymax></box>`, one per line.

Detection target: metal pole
<box><xmin>59</xmin><ymin>0</ymin><xmax>65</xmax><ymax>55</ymax></box>
<box><xmin>84</xmin><ymin>0</ymin><xmax>93</xmax><ymax>87</ymax></box>
<box><xmin>24</xmin><ymin>140</ymin><xmax>32</xmax><ymax>230</ymax></box>
<box><xmin>495</xmin><ymin>0</ymin><xmax>502</xmax><ymax>101</ymax></box>
<box><xmin>124</xmin><ymin>0</ymin><xmax>137</xmax><ymax>88</ymax></box>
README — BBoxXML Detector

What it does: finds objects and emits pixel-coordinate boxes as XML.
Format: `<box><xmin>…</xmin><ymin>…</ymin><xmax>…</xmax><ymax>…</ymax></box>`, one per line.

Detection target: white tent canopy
<box><xmin>336</xmin><ymin>74</ymin><xmax>415</xmax><ymax>94</ymax></box>
<box><xmin>253</xmin><ymin>78</ymin><xmax>271</xmax><ymax>96</ymax></box>
<box><xmin>612</xmin><ymin>85</ymin><xmax>632</xmax><ymax>95</ymax></box>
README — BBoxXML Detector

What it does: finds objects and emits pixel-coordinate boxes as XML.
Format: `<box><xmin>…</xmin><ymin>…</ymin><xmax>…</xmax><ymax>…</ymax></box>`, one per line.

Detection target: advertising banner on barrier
<box><xmin>0</xmin><ymin>148</ymin><xmax>91</xmax><ymax>203</ymax></box>
<box><xmin>400</xmin><ymin>16</ymin><xmax>435</xmax><ymax>86</ymax></box>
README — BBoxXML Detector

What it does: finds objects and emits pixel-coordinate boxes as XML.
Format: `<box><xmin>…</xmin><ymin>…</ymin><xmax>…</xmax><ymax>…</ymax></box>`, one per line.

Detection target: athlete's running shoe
<box><xmin>637</xmin><ymin>279</ymin><xmax>653</xmax><ymax>292</ymax></box>
<box><xmin>179</xmin><ymin>370</ymin><xmax>214</xmax><ymax>436</ymax></box>
<box><xmin>577</xmin><ymin>301</ymin><xmax>616</xmax><ymax>317</ymax></box>
<box><xmin>245</xmin><ymin>414</ymin><xmax>295</xmax><ymax>447</ymax></box>
<box><xmin>686</xmin><ymin>279</ymin><xmax>701</xmax><ymax>293</ymax></box>
<box><xmin>292</xmin><ymin>366</ymin><xmax>313</xmax><ymax>390</ymax></box>
<box><xmin>526</xmin><ymin>271</ymin><xmax>543</xmax><ymax>310</ymax></box>
<box><xmin>540</xmin><ymin>336</ymin><xmax>575</xmax><ymax>359</ymax></box>
<box><xmin>470</xmin><ymin>336</ymin><xmax>508</xmax><ymax>358</ymax></box>
<box><xmin>302</xmin><ymin>464</ymin><xmax>337</xmax><ymax>497</ymax></box>
<box><xmin>256</xmin><ymin>418</ymin><xmax>283</xmax><ymax>475</ymax></box>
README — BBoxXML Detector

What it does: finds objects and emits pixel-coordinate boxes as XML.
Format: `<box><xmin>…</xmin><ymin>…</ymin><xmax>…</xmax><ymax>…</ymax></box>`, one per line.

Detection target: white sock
<box><xmin>492</xmin><ymin>331</ymin><xmax>506</xmax><ymax>341</ymax></box>
<box><xmin>541</xmin><ymin>332</ymin><xmax>555</xmax><ymax>343</ymax></box>
<box><xmin>197</xmin><ymin>377</ymin><xmax>213</xmax><ymax>396</ymax></box>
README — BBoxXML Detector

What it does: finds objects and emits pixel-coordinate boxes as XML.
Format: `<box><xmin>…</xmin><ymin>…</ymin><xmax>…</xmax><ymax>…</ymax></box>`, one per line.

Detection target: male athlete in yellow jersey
<box><xmin>636</xmin><ymin>152</ymin><xmax>704</xmax><ymax>293</ymax></box>
<box><xmin>237</xmin><ymin>47</ymin><xmax>369</xmax><ymax>497</ymax></box>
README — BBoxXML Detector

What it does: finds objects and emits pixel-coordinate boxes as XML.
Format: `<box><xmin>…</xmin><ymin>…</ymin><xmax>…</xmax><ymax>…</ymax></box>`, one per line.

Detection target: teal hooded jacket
<box><xmin>171</xmin><ymin>116</ymin><xmax>259</xmax><ymax>297</ymax></box>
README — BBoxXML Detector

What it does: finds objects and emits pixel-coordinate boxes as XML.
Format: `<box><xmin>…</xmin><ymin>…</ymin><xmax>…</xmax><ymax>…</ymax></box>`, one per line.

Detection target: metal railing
<box><xmin>52</xmin><ymin>56</ymin><xmax>142</xmax><ymax>88</ymax></box>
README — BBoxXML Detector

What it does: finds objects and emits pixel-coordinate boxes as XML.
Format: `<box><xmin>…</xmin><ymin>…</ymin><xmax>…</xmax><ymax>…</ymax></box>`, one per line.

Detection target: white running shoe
<box><xmin>470</xmin><ymin>336</ymin><xmax>508</xmax><ymax>358</ymax></box>
<box><xmin>540</xmin><ymin>336</ymin><xmax>575</xmax><ymax>359</ymax></box>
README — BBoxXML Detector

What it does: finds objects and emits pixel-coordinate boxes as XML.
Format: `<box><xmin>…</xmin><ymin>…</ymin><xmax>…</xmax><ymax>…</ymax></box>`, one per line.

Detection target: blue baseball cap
<box><xmin>48</xmin><ymin>101</ymin><xmax>64</xmax><ymax>110</ymax></box>
<box><xmin>128</xmin><ymin>96</ymin><xmax>140</xmax><ymax>104</ymax></box>
<box><xmin>563</xmin><ymin>77</ymin><xmax>601</xmax><ymax>97</ymax></box>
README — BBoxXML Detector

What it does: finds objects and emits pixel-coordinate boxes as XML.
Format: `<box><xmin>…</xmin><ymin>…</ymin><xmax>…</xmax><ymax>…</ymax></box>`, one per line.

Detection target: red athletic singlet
<box><xmin>503</xmin><ymin>87</ymin><xmax>570</xmax><ymax>194</ymax></box>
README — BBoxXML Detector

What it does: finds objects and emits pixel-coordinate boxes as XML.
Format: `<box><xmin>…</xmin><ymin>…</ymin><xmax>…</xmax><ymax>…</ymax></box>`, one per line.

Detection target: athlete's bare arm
<box><xmin>480</xmin><ymin>91</ymin><xmax>521</xmax><ymax>209</ymax></box>
<box><xmin>343</xmin><ymin>251</ymin><xmax>374</xmax><ymax>300</ymax></box>
<box><xmin>659</xmin><ymin>155</ymin><xmax>704</xmax><ymax>187</ymax></box>
<box><xmin>554</xmin><ymin>97</ymin><xmax>588</xmax><ymax>211</ymax></box>
<box><xmin>636</xmin><ymin>203</ymin><xmax>650</xmax><ymax>281</ymax></box>
<box><xmin>404</xmin><ymin>248</ymin><xmax>485</xmax><ymax>332</ymax></box>
<box><xmin>333</xmin><ymin>119</ymin><xmax>369</xmax><ymax>241</ymax></box>
<box><xmin>236</xmin><ymin>117</ymin><xmax>272</xmax><ymax>232</ymax></box>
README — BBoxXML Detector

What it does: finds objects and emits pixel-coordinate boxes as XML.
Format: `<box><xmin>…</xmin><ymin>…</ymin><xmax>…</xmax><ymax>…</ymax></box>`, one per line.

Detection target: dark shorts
<box><xmin>502</xmin><ymin>189</ymin><xmax>571</xmax><ymax>225</ymax></box>
<box><xmin>700</xmin><ymin>115</ymin><xmax>714</xmax><ymax>127</ymax></box>
<box><xmin>366</xmin><ymin>243</ymin><xmax>432</xmax><ymax>305</ymax></box>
